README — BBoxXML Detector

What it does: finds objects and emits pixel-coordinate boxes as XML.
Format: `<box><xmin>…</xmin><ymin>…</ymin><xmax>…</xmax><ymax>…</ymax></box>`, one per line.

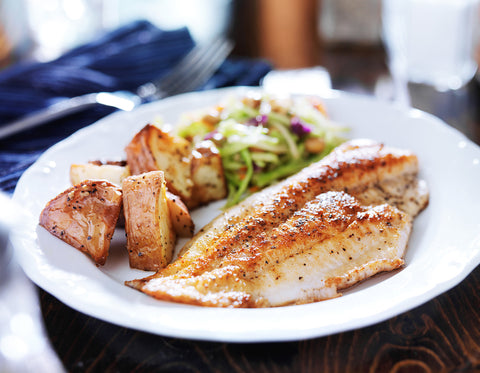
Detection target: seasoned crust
<box><xmin>126</xmin><ymin>140</ymin><xmax>428</xmax><ymax>307</ymax></box>
<box><xmin>126</xmin><ymin>191</ymin><xmax>412</xmax><ymax>307</ymax></box>
<box><xmin>39</xmin><ymin>180</ymin><xmax>122</xmax><ymax>265</ymax></box>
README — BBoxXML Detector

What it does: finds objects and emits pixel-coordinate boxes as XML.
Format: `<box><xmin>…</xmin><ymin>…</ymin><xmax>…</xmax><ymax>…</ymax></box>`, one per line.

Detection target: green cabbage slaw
<box><xmin>176</xmin><ymin>93</ymin><xmax>348</xmax><ymax>207</ymax></box>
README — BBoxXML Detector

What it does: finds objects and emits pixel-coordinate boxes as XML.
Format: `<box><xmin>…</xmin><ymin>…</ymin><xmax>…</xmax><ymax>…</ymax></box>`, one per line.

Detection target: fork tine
<box><xmin>166</xmin><ymin>39</ymin><xmax>234</xmax><ymax>96</ymax></box>
<box><xmin>159</xmin><ymin>38</ymin><xmax>233</xmax><ymax>97</ymax></box>
<box><xmin>0</xmin><ymin>38</ymin><xmax>233</xmax><ymax>139</ymax></box>
<box><xmin>159</xmin><ymin>38</ymin><xmax>225</xmax><ymax>88</ymax></box>
<box><xmin>136</xmin><ymin>38</ymin><xmax>233</xmax><ymax>100</ymax></box>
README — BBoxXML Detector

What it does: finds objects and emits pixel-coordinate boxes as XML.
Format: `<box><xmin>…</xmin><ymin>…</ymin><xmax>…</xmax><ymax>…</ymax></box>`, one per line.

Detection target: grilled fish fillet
<box><xmin>127</xmin><ymin>139</ymin><xmax>428</xmax><ymax>307</ymax></box>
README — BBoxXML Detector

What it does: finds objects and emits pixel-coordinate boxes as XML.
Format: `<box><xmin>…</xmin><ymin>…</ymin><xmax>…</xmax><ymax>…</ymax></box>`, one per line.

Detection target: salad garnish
<box><xmin>176</xmin><ymin>92</ymin><xmax>348</xmax><ymax>207</ymax></box>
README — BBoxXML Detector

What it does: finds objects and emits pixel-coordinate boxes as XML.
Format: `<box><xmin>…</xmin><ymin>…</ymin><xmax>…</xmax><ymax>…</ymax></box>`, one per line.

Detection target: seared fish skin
<box><xmin>149</xmin><ymin>139</ymin><xmax>426</xmax><ymax>278</ymax></box>
<box><xmin>126</xmin><ymin>140</ymin><xmax>427</xmax><ymax>307</ymax></box>
<box><xmin>127</xmin><ymin>191</ymin><xmax>411</xmax><ymax>307</ymax></box>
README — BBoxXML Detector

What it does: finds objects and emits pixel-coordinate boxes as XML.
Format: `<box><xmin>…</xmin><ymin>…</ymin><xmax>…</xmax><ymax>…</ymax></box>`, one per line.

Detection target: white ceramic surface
<box><xmin>11</xmin><ymin>87</ymin><xmax>480</xmax><ymax>342</ymax></box>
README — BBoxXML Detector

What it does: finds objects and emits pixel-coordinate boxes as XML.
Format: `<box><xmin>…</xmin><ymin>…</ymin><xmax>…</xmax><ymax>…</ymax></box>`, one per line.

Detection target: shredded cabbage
<box><xmin>176</xmin><ymin>92</ymin><xmax>349</xmax><ymax>207</ymax></box>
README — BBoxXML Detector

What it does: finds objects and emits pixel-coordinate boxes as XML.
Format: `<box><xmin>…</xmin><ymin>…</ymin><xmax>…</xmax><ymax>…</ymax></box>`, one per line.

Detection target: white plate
<box><xmin>11</xmin><ymin>87</ymin><xmax>480</xmax><ymax>343</ymax></box>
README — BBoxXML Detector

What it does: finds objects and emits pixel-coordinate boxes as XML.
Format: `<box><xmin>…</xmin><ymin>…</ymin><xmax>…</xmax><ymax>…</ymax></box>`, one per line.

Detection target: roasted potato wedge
<box><xmin>190</xmin><ymin>140</ymin><xmax>227</xmax><ymax>207</ymax></box>
<box><xmin>39</xmin><ymin>180</ymin><xmax>123</xmax><ymax>265</ymax></box>
<box><xmin>122</xmin><ymin>171</ymin><xmax>176</xmax><ymax>271</ymax></box>
<box><xmin>166</xmin><ymin>191</ymin><xmax>194</xmax><ymax>237</ymax></box>
<box><xmin>70</xmin><ymin>163</ymin><xmax>130</xmax><ymax>187</ymax></box>
<box><xmin>125</xmin><ymin>124</ymin><xmax>193</xmax><ymax>203</ymax></box>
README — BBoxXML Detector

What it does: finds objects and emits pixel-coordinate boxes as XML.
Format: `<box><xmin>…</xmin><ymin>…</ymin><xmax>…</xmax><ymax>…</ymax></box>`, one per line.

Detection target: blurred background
<box><xmin>0</xmin><ymin>0</ymin><xmax>479</xmax><ymax>137</ymax></box>
<box><xmin>0</xmin><ymin>0</ymin><xmax>386</xmax><ymax>71</ymax></box>
<box><xmin>0</xmin><ymin>0</ymin><xmax>478</xmax><ymax>88</ymax></box>
<box><xmin>1</xmin><ymin>0</ymin><xmax>478</xmax><ymax>86</ymax></box>
<box><xmin>1</xmin><ymin>0</ymin><xmax>479</xmax><ymax>140</ymax></box>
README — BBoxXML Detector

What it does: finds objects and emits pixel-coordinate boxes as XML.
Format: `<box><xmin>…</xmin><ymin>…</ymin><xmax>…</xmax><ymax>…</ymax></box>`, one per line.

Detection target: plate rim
<box><xmin>11</xmin><ymin>86</ymin><xmax>480</xmax><ymax>343</ymax></box>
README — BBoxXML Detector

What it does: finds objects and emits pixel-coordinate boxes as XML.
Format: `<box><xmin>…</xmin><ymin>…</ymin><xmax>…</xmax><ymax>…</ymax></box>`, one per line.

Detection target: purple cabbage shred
<box><xmin>247</xmin><ymin>114</ymin><xmax>268</xmax><ymax>126</ymax></box>
<box><xmin>203</xmin><ymin>130</ymin><xmax>218</xmax><ymax>140</ymax></box>
<box><xmin>290</xmin><ymin>116</ymin><xmax>311</xmax><ymax>136</ymax></box>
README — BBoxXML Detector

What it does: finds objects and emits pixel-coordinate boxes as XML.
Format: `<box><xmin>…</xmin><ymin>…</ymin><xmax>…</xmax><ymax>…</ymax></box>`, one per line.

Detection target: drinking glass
<box><xmin>382</xmin><ymin>0</ymin><xmax>479</xmax><ymax>91</ymax></box>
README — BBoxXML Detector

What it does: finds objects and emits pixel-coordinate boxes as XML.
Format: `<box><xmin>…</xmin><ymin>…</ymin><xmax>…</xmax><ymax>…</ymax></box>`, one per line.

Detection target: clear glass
<box><xmin>382</xmin><ymin>0</ymin><xmax>479</xmax><ymax>91</ymax></box>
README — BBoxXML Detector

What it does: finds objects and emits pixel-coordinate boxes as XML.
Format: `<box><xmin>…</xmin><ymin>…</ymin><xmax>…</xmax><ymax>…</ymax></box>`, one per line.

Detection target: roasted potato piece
<box><xmin>122</xmin><ymin>171</ymin><xmax>176</xmax><ymax>271</ymax></box>
<box><xmin>166</xmin><ymin>191</ymin><xmax>194</xmax><ymax>237</ymax></box>
<box><xmin>190</xmin><ymin>140</ymin><xmax>227</xmax><ymax>207</ymax></box>
<box><xmin>39</xmin><ymin>180</ymin><xmax>122</xmax><ymax>265</ymax></box>
<box><xmin>70</xmin><ymin>163</ymin><xmax>130</xmax><ymax>187</ymax></box>
<box><xmin>125</xmin><ymin>124</ymin><xmax>193</xmax><ymax>203</ymax></box>
<box><xmin>88</xmin><ymin>160</ymin><xmax>127</xmax><ymax>166</ymax></box>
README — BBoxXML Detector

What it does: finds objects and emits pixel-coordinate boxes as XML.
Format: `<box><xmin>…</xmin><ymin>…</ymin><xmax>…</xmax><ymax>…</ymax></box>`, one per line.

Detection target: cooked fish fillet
<box><xmin>127</xmin><ymin>191</ymin><xmax>411</xmax><ymax>307</ymax></box>
<box><xmin>151</xmin><ymin>139</ymin><xmax>426</xmax><ymax>277</ymax></box>
<box><xmin>126</xmin><ymin>140</ymin><xmax>428</xmax><ymax>307</ymax></box>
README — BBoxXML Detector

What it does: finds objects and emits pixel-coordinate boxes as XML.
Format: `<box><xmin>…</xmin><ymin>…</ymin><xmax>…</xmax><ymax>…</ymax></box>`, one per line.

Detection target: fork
<box><xmin>0</xmin><ymin>38</ymin><xmax>234</xmax><ymax>140</ymax></box>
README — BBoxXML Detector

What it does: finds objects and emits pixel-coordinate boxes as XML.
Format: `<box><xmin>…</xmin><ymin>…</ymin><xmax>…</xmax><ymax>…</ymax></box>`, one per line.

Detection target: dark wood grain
<box><xmin>39</xmin><ymin>43</ymin><xmax>480</xmax><ymax>373</ymax></box>
<box><xmin>40</xmin><ymin>264</ymin><xmax>480</xmax><ymax>372</ymax></box>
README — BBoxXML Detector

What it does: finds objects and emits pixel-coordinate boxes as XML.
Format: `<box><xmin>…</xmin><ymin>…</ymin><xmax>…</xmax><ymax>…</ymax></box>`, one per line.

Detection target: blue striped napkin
<box><xmin>0</xmin><ymin>20</ymin><xmax>271</xmax><ymax>193</ymax></box>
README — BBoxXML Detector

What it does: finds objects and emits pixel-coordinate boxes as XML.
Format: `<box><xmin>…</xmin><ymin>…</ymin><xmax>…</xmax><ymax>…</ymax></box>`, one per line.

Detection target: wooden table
<box><xmin>39</xmin><ymin>46</ymin><xmax>480</xmax><ymax>373</ymax></box>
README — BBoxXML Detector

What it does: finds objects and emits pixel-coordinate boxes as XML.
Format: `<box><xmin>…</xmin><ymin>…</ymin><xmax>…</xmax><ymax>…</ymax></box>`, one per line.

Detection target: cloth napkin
<box><xmin>0</xmin><ymin>20</ymin><xmax>271</xmax><ymax>193</ymax></box>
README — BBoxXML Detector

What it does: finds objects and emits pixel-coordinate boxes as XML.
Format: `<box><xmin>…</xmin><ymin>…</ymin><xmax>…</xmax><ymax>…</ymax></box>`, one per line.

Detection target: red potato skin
<box><xmin>39</xmin><ymin>180</ymin><xmax>123</xmax><ymax>265</ymax></box>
